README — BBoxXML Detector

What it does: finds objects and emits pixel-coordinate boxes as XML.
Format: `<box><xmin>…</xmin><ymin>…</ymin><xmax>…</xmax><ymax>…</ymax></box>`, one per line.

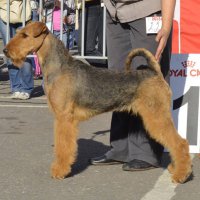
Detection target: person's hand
<box><xmin>155</xmin><ymin>28</ymin><xmax>170</xmax><ymax>61</ymax></box>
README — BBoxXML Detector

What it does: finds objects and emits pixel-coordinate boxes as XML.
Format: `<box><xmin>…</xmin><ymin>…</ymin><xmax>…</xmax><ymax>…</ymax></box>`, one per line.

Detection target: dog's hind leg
<box><xmin>139</xmin><ymin>111</ymin><xmax>192</xmax><ymax>183</ymax></box>
<box><xmin>51</xmin><ymin>114</ymin><xmax>78</xmax><ymax>179</ymax></box>
<box><xmin>133</xmin><ymin>88</ymin><xmax>192</xmax><ymax>184</ymax></box>
<box><xmin>137</xmin><ymin>104</ymin><xmax>192</xmax><ymax>183</ymax></box>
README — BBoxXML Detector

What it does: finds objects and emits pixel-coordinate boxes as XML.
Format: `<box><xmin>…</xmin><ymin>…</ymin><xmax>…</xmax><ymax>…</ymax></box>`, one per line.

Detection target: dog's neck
<box><xmin>36</xmin><ymin>33</ymin><xmax>72</xmax><ymax>80</ymax></box>
<box><xmin>36</xmin><ymin>33</ymin><xmax>56</xmax><ymax>70</ymax></box>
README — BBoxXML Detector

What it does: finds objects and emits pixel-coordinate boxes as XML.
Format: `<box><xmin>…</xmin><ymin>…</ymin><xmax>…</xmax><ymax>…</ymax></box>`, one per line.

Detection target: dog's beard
<box><xmin>11</xmin><ymin>58</ymin><xmax>25</xmax><ymax>68</ymax></box>
<box><xmin>9</xmin><ymin>52</ymin><xmax>29</xmax><ymax>68</ymax></box>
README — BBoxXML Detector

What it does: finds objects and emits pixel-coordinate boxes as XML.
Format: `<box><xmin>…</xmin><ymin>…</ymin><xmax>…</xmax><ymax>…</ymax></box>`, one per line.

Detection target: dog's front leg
<box><xmin>51</xmin><ymin>115</ymin><xmax>78</xmax><ymax>179</ymax></box>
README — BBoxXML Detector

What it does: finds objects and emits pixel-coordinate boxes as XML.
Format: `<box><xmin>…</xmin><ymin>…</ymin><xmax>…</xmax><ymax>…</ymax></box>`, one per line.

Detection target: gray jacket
<box><xmin>103</xmin><ymin>0</ymin><xmax>161</xmax><ymax>23</ymax></box>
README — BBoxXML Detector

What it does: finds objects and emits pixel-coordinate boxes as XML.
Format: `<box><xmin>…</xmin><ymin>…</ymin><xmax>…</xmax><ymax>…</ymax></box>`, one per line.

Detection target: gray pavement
<box><xmin>0</xmin><ymin>69</ymin><xmax>200</xmax><ymax>200</ymax></box>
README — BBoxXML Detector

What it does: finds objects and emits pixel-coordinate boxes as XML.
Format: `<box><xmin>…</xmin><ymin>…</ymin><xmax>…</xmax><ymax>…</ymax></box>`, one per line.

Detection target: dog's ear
<box><xmin>24</xmin><ymin>22</ymin><xmax>49</xmax><ymax>37</ymax></box>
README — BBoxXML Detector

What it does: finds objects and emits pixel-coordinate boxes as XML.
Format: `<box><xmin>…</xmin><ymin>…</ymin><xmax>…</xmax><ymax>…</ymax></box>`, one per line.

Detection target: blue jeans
<box><xmin>0</xmin><ymin>19</ymin><xmax>34</xmax><ymax>94</ymax></box>
<box><xmin>32</xmin><ymin>10</ymin><xmax>39</xmax><ymax>22</ymax></box>
<box><xmin>66</xmin><ymin>24</ymin><xmax>75</xmax><ymax>50</ymax></box>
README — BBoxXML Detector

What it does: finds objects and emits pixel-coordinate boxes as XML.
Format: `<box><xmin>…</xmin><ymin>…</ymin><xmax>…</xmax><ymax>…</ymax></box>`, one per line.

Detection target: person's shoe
<box><xmin>89</xmin><ymin>155</ymin><xmax>124</xmax><ymax>165</ymax></box>
<box><xmin>0</xmin><ymin>57</ymin><xmax>7</xmax><ymax>73</ymax></box>
<box><xmin>11</xmin><ymin>92</ymin><xmax>21</xmax><ymax>99</ymax></box>
<box><xmin>122</xmin><ymin>159</ymin><xmax>158</xmax><ymax>171</ymax></box>
<box><xmin>0</xmin><ymin>57</ymin><xmax>4</xmax><ymax>66</ymax></box>
<box><xmin>17</xmin><ymin>92</ymin><xmax>30</xmax><ymax>100</ymax></box>
<box><xmin>0</xmin><ymin>65</ymin><xmax>8</xmax><ymax>73</ymax></box>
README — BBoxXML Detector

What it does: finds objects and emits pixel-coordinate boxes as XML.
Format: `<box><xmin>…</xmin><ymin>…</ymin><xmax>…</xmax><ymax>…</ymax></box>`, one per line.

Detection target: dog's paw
<box><xmin>167</xmin><ymin>163</ymin><xmax>175</xmax><ymax>174</ymax></box>
<box><xmin>171</xmin><ymin>170</ymin><xmax>192</xmax><ymax>184</ymax></box>
<box><xmin>51</xmin><ymin>162</ymin><xmax>71</xmax><ymax>180</ymax></box>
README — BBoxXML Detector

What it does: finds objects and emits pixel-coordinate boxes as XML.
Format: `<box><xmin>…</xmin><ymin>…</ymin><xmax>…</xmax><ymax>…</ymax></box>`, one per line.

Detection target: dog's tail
<box><xmin>125</xmin><ymin>48</ymin><xmax>161</xmax><ymax>74</ymax></box>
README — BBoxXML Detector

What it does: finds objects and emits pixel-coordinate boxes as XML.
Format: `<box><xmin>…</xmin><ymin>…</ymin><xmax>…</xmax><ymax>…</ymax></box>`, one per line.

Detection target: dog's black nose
<box><xmin>3</xmin><ymin>48</ymin><xmax>8</xmax><ymax>55</ymax></box>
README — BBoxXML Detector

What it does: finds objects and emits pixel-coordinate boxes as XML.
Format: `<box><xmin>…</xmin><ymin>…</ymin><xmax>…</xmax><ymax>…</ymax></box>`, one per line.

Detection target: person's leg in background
<box><xmin>67</xmin><ymin>24</ymin><xmax>76</xmax><ymax>50</ymax></box>
<box><xmin>8</xmin><ymin>23</ymin><xmax>34</xmax><ymax>99</ymax></box>
<box><xmin>53</xmin><ymin>29</ymin><xmax>68</xmax><ymax>48</ymax></box>
<box><xmin>96</xmin><ymin>5</ymin><xmax>104</xmax><ymax>57</ymax></box>
<box><xmin>78</xmin><ymin>2</ymin><xmax>106</xmax><ymax>67</ymax></box>
<box><xmin>0</xmin><ymin>19</ymin><xmax>8</xmax><ymax>73</ymax></box>
<box><xmin>0</xmin><ymin>19</ymin><xmax>6</xmax><ymax>45</ymax></box>
<box><xmin>31</xmin><ymin>9</ymin><xmax>39</xmax><ymax>22</ymax></box>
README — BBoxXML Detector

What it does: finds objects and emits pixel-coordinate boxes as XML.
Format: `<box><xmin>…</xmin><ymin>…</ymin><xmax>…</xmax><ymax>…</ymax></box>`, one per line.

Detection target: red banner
<box><xmin>172</xmin><ymin>0</ymin><xmax>200</xmax><ymax>53</ymax></box>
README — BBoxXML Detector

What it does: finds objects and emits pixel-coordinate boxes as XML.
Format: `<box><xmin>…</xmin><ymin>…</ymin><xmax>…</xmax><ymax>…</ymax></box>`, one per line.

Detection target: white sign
<box><xmin>170</xmin><ymin>54</ymin><xmax>200</xmax><ymax>153</ymax></box>
<box><xmin>146</xmin><ymin>16</ymin><xmax>162</xmax><ymax>34</ymax></box>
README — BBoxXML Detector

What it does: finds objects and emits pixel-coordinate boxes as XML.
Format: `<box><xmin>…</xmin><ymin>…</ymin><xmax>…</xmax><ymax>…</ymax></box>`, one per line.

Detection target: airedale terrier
<box><xmin>3</xmin><ymin>21</ymin><xmax>192</xmax><ymax>183</ymax></box>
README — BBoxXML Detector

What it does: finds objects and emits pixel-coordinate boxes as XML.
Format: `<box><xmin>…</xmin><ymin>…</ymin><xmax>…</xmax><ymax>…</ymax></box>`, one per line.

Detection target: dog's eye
<box><xmin>21</xmin><ymin>33</ymin><xmax>28</xmax><ymax>38</ymax></box>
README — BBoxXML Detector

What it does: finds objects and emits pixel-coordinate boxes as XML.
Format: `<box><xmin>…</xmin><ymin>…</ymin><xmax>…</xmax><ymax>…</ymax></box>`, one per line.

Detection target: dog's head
<box><xmin>3</xmin><ymin>21</ymin><xmax>49</xmax><ymax>67</ymax></box>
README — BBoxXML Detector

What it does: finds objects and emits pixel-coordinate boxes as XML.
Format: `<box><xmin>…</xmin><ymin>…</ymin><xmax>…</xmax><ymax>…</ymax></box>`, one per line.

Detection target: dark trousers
<box><xmin>78</xmin><ymin>4</ymin><xmax>107</xmax><ymax>67</ymax></box>
<box><xmin>105</xmin><ymin>12</ymin><xmax>172</xmax><ymax>165</ymax></box>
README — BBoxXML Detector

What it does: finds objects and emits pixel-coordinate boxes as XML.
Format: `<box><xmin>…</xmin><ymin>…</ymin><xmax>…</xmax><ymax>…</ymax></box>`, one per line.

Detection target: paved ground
<box><xmin>0</xmin><ymin>66</ymin><xmax>200</xmax><ymax>200</ymax></box>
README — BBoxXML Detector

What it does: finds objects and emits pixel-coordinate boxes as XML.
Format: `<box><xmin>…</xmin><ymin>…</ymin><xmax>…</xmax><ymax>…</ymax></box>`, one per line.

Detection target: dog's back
<box><xmin>69</xmin><ymin>56</ymin><xmax>158</xmax><ymax>114</ymax></box>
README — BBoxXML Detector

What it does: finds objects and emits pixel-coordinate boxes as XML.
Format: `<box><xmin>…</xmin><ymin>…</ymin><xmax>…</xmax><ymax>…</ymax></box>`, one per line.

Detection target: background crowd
<box><xmin>0</xmin><ymin>0</ymin><xmax>105</xmax><ymax>99</ymax></box>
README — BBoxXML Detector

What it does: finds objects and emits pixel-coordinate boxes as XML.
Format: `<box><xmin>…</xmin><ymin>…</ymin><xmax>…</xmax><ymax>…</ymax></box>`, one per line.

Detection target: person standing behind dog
<box><xmin>90</xmin><ymin>0</ymin><xmax>176</xmax><ymax>171</ymax></box>
<box><xmin>0</xmin><ymin>0</ymin><xmax>34</xmax><ymax>100</ymax></box>
<box><xmin>43</xmin><ymin>0</ymin><xmax>75</xmax><ymax>48</ymax></box>
<box><xmin>65</xmin><ymin>0</ymin><xmax>76</xmax><ymax>49</ymax></box>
